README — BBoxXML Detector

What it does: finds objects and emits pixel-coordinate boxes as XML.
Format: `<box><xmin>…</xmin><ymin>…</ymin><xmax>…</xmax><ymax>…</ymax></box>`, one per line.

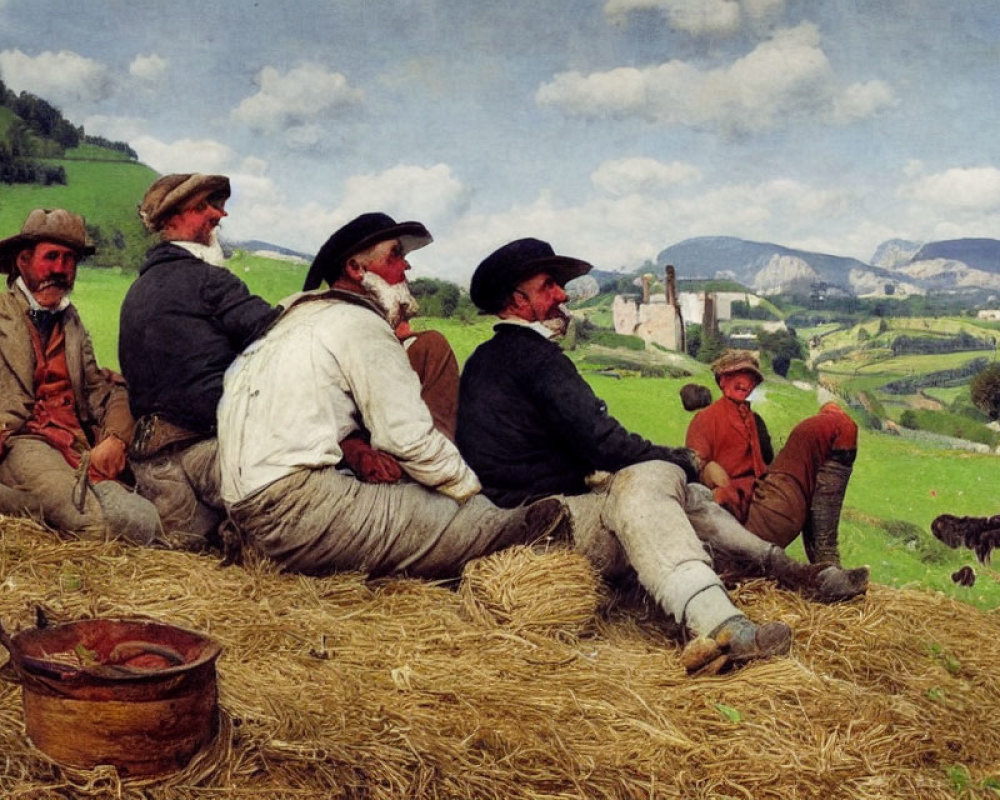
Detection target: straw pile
<box><xmin>1</xmin><ymin>515</ymin><xmax>999</xmax><ymax>799</ymax></box>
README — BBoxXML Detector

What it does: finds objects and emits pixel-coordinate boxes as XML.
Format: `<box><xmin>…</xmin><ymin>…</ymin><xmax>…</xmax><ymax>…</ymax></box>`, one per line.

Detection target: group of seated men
<box><xmin>0</xmin><ymin>172</ymin><xmax>873</xmax><ymax>674</ymax></box>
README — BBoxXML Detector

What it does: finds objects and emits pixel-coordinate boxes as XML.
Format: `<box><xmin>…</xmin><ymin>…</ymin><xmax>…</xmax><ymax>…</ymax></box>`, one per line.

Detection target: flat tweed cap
<box><xmin>470</xmin><ymin>238</ymin><xmax>592</xmax><ymax>314</ymax></box>
<box><xmin>0</xmin><ymin>208</ymin><xmax>95</xmax><ymax>273</ymax></box>
<box><xmin>711</xmin><ymin>349</ymin><xmax>765</xmax><ymax>386</ymax></box>
<box><xmin>303</xmin><ymin>212</ymin><xmax>432</xmax><ymax>290</ymax></box>
<box><xmin>139</xmin><ymin>173</ymin><xmax>230</xmax><ymax>232</ymax></box>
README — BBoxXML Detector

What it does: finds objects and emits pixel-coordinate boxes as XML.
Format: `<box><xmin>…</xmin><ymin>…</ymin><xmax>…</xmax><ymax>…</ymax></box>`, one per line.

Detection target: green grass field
<box><xmin>69</xmin><ymin>264</ymin><xmax>1000</xmax><ymax>610</ymax></box>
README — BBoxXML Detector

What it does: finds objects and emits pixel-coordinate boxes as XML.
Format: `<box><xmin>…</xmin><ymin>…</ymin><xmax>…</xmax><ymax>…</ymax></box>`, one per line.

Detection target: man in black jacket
<box><xmin>119</xmin><ymin>173</ymin><xmax>280</xmax><ymax>550</ymax></box>
<box><xmin>458</xmin><ymin>238</ymin><xmax>867</xmax><ymax>674</ymax></box>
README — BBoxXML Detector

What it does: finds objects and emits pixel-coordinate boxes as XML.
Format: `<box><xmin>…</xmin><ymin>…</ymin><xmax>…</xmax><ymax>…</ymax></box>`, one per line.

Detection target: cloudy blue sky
<box><xmin>1</xmin><ymin>0</ymin><xmax>998</xmax><ymax>283</ymax></box>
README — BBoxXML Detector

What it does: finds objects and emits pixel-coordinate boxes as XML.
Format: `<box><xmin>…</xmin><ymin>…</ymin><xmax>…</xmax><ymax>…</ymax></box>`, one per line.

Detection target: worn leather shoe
<box><xmin>682</xmin><ymin>615</ymin><xmax>792</xmax><ymax>676</ymax></box>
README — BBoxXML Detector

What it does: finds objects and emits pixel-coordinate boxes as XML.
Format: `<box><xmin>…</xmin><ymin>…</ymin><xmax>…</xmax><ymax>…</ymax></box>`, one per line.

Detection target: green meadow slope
<box><xmin>71</xmin><ymin>260</ymin><xmax>1000</xmax><ymax>611</ymax></box>
<box><xmin>0</xmin><ymin>143</ymin><xmax>157</xmax><ymax>271</ymax></box>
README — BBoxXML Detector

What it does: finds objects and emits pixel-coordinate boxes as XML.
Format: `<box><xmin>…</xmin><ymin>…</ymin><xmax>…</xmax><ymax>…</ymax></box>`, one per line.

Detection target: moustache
<box><xmin>38</xmin><ymin>276</ymin><xmax>72</xmax><ymax>290</ymax></box>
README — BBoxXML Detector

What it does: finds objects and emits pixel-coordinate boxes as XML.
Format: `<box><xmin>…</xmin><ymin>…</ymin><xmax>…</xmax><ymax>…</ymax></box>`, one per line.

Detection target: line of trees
<box><xmin>0</xmin><ymin>78</ymin><xmax>136</xmax><ymax>186</ymax></box>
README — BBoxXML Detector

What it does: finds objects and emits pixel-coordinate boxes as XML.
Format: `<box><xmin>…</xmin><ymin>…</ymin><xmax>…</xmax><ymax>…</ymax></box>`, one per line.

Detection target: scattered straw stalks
<box><xmin>0</xmin><ymin>515</ymin><xmax>999</xmax><ymax>799</ymax></box>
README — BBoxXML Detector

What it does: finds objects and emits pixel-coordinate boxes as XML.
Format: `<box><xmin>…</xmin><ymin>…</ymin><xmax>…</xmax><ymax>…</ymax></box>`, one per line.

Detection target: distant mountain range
<box><xmin>227</xmin><ymin>239</ymin><xmax>311</xmax><ymax>263</ymax></box>
<box><xmin>653</xmin><ymin>236</ymin><xmax>1000</xmax><ymax>298</ymax></box>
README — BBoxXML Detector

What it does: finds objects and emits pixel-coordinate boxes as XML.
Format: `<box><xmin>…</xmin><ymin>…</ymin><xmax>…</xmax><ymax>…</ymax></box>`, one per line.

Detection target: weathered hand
<box><xmin>339</xmin><ymin>432</ymin><xmax>403</xmax><ymax>483</ymax></box>
<box><xmin>90</xmin><ymin>435</ymin><xmax>126</xmax><ymax>479</ymax></box>
<box><xmin>355</xmin><ymin>449</ymin><xmax>403</xmax><ymax>483</ymax></box>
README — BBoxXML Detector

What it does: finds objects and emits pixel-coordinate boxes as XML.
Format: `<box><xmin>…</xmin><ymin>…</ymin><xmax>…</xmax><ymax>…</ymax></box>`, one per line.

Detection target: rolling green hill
<box><xmin>0</xmin><ymin>152</ymin><xmax>157</xmax><ymax>271</ymax></box>
<box><xmin>0</xmin><ymin>90</ymin><xmax>158</xmax><ymax>272</ymax></box>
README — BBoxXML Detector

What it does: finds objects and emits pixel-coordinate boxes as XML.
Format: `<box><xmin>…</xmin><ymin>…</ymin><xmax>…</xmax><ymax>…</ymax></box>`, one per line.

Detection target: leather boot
<box><xmin>802</xmin><ymin>457</ymin><xmax>853</xmax><ymax>566</ymax></box>
<box><xmin>765</xmin><ymin>545</ymin><xmax>868</xmax><ymax>603</ymax></box>
<box><xmin>681</xmin><ymin>615</ymin><xmax>792</xmax><ymax>676</ymax></box>
<box><xmin>932</xmin><ymin>513</ymin><xmax>1000</xmax><ymax>564</ymax></box>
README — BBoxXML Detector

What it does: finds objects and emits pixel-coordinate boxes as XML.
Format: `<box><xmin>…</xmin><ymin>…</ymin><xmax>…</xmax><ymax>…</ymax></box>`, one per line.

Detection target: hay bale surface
<box><xmin>0</xmin><ymin>516</ymin><xmax>999</xmax><ymax>799</ymax></box>
<box><xmin>458</xmin><ymin>545</ymin><xmax>603</xmax><ymax>638</ymax></box>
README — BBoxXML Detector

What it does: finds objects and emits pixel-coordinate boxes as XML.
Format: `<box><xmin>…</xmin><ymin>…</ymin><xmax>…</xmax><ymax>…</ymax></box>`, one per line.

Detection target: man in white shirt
<box><xmin>217</xmin><ymin>213</ymin><xmax>567</xmax><ymax>576</ymax></box>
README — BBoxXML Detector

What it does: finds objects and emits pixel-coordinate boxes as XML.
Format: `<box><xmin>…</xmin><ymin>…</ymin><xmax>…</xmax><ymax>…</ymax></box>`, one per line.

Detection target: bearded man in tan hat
<box><xmin>0</xmin><ymin>209</ymin><xmax>159</xmax><ymax>542</ymax></box>
<box><xmin>686</xmin><ymin>349</ymin><xmax>859</xmax><ymax>566</ymax></box>
<box><xmin>119</xmin><ymin>174</ymin><xmax>280</xmax><ymax>552</ymax></box>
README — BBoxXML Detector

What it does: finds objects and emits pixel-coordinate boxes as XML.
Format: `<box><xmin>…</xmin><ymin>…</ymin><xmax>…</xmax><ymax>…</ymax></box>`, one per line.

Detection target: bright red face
<box><xmin>362</xmin><ymin>239</ymin><xmax>410</xmax><ymax>286</ymax></box>
<box><xmin>718</xmin><ymin>370</ymin><xmax>760</xmax><ymax>403</ymax></box>
<box><xmin>166</xmin><ymin>192</ymin><xmax>227</xmax><ymax>246</ymax></box>
<box><xmin>17</xmin><ymin>242</ymin><xmax>78</xmax><ymax>308</ymax></box>
<box><xmin>510</xmin><ymin>271</ymin><xmax>568</xmax><ymax>323</ymax></box>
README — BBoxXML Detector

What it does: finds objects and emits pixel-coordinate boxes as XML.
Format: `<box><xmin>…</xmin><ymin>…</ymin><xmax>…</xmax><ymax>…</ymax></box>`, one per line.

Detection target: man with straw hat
<box><xmin>0</xmin><ymin>208</ymin><xmax>159</xmax><ymax>543</ymax></box>
<box><xmin>120</xmin><ymin>173</ymin><xmax>280</xmax><ymax>552</ymax></box>
<box><xmin>458</xmin><ymin>238</ymin><xmax>868</xmax><ymax>675</ymax></box>
<box><xmin>686</xmin><ymin>349</ymin><xmax>859</xmax><ymax>566</ymax></box>
<box><xmin>215</xmin><ymin>213</ymin><xmax>569</xmax><ymax>578</ymax></box>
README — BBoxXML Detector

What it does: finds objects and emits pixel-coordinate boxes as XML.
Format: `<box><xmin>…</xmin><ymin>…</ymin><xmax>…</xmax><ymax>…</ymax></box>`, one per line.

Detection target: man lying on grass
<box><xmin>456</xmin><ymin>237</ymin><xmax>869</xmax><ymax>675</ymax></box>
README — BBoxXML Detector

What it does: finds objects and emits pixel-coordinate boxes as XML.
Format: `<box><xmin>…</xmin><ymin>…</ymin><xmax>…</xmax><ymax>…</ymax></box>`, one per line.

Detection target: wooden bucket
<box><xmin>5</xmin><ymin>618</ymin><xmax>222</xmax><ymax>777</ymax></box>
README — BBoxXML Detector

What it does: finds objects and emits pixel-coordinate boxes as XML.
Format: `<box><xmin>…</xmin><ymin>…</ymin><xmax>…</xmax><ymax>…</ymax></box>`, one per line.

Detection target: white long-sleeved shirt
<box><xmin>217</xmin><ymin>293</ymin><xmax>480</xmax><ymax>505</ymax></box>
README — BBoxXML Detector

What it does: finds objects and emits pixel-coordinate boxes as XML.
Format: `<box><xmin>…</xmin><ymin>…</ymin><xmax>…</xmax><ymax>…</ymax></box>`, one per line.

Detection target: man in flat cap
<box><xmin>119</xmin><ymin>173</ymin><xmax>280</xmax><ymax>551</ymax></box>
<box><xmin>686</xmin><ymin>350</ymin><xmax>859</xmax><ymax>566</ymax></box>
<box><xmin>216</xmin><ymin>213</ymin><xmax>568</xmax><ymax>578</ymax></box>
<box><xmin>457</xmin><ymin>238</ymin><xmax>867</xmax><ymax>674</ymax></box>
<box><xmin>0</xmin><ymin>209</ymin><xmax>159</xmax><ymax>542</ymax></box>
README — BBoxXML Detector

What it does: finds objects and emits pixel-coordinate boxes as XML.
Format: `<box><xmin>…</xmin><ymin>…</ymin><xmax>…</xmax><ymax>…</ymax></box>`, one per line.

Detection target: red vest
<box><xmin>26</xmin><ymin>319</ymin><xmax>107</xmax><ymax>482</ymax></box>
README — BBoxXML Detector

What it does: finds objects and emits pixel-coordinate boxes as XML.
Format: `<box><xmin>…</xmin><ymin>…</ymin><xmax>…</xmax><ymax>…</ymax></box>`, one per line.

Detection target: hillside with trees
<box><xmin>0</xmin><ymin>80</ymin><xmax>155</xmax><ymax>270</ymax></box>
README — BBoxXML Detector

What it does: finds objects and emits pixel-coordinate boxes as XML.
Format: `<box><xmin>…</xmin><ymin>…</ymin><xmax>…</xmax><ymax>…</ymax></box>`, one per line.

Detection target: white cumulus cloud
<box><xmin>0</xmin><ymin>48</ymin><xmax>112</xmax><ymax>111</ymax></box>
<box><xmin>903</xmin><ymin>166</ymin><xmax>1000</xmax><ymax>212</ymax></box>
<box><xmin>833</xmin><ymin>79</ymin><xmax>896</xmax><ymax>122</ymax></box>
<box><xmin>129</xmin><ymin>53</ymin><xmax>168</xmax><ymax>83</ymax></box>
<box><xmin>333</xmin><ymin>164</ymin><xmax>471</xmax><ymax>230</ymax></box>
<box><xmin>130</xmin><ymin>135</ymin><xmax>237</xmax><ymax>175</ymax></box>
<box><xmin>604</xmin><ymin>0</ymin><xmax>783</xmax><ymax>35</ymax></box>
<box><xmin>591</xmin><ymin>157</ymin><xmax>701</xmax><ymax>196</ymax></box>
<box><xmin>231</xmin><ymin>63</ymin><xmax>362</xmax><ymax>134</ymax></box>
<box><xmin>537</xmin><ymin>23</ymin><xmax>894</xmax><ymax>135</ymax></box>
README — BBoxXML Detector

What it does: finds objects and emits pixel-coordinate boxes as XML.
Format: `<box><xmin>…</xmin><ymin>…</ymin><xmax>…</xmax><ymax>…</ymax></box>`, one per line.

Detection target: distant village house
<box><xmin>612</xmin><ymin>265</ymin><xmax>782</xmax><ymax>352</ymax></box>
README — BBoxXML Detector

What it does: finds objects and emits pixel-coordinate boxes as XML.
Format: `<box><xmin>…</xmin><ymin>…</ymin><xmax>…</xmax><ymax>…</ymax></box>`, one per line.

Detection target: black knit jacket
<box><xmin>119</xmin><ymin>243</ymin><xmax>281</xmax><ymax>435</ymax></box>
<box><xmin>457</xmin><ymin>324</ymin><xmax>697</xmax><ymax>508</ymax></box>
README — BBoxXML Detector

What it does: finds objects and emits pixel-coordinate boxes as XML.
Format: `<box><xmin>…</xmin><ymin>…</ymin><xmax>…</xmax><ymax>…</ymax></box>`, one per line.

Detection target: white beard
<box><xmin>540</xmin><ymin>304</ymin><xmax>571</xmax><ymax>338</ymax></box>
<box><xmin>360</xmin><ymin>271</ymin><xmax>420</xmax><ymax>329</ymax></box>
<box><xmin>175</xmin><ymin>228</ymin><xmax>227</xmax><ymax>267</ymax></box>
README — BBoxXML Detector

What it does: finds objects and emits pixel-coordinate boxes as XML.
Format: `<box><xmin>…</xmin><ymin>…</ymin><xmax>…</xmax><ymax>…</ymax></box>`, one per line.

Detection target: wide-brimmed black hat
<box><xmin>470</xmin><ymin>238</ymin><xmax>592</xmax><ymax>313</ymax></box>
<box><xmin>303</xmin><ymin>212</ymin><xmax>432</xmax><ymax>290</ymax></box>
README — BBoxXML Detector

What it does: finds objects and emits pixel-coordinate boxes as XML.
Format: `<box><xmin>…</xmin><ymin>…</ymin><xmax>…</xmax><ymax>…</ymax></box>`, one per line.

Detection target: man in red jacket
<box><xmin>686</xmin><ymin>350</ymin><xmax>858</xmax><ymax>565</ymax></box>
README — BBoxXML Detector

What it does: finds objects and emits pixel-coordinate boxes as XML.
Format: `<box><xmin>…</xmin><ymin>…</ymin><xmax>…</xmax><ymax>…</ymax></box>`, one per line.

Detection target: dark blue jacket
<box><xmin>119</xmin><ymin>243</ymin><xmax>280</xmax><ymax>435</ymax></box>
<box><xmin>457</xmin><ymin>323</ymin><xmax>697</xmax><ymax>508</ymax></box>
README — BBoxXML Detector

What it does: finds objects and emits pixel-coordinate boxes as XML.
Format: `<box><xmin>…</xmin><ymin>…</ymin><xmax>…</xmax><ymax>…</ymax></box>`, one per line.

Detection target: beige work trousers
<box><xmin>229</xmin><ymin>467</ymin><xmax>544</xmax><ymax>578</ymax></box>
<box><xmin>562</xmin><ymin>461</ymin><xmax>780</xmax><ymax>637</ymax></box>
<box><xmin>131</xmin><ymin>438</ymin><xmax>225</xmax><ymax>551</ymax></box>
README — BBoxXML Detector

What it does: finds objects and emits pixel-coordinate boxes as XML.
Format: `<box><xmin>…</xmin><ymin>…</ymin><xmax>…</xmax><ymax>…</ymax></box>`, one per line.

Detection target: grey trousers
<box><xmin>0</xmin><ymin>436</ymin><xmax>158</xmax><ymax>543</ymax></box>
<box><xmin>229</xmin><ymin>467</ymin><xmax>542</xmax><ymax>578</ymax></box>
<box><xmin>131</xmin><ymin>438</ymin><xmax>225</xmax><ymax>550</ymax></box>
<box><xmin>563</xmin><ymin>461</ymin><xmax>779</xmax><ymax>637</ymax></box>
